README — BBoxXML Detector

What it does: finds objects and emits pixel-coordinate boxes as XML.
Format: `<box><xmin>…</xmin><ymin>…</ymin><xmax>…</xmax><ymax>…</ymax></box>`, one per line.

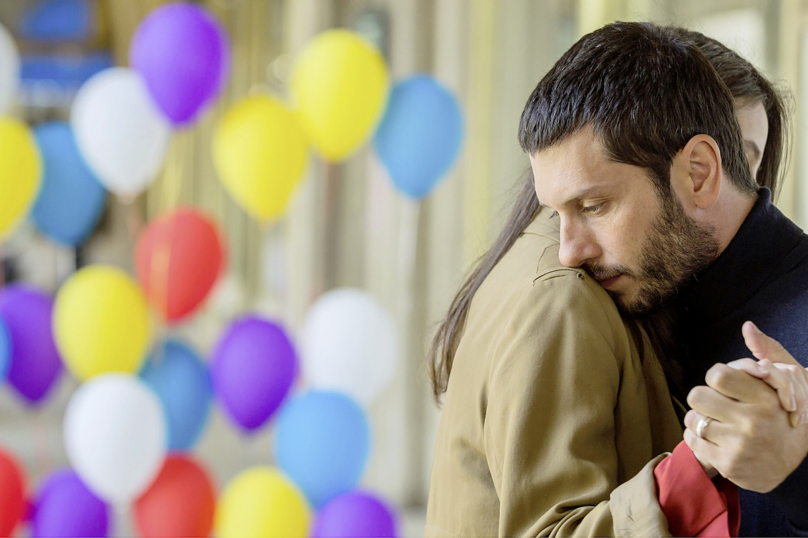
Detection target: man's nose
<box><xmin>558</xmin><ymin>219</ymin><xmax>601</xmax><ymax>268</ymax></box>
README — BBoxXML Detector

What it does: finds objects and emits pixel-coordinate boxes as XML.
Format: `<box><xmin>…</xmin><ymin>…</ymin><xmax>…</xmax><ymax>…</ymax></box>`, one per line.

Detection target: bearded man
<box><xmin>523</xmin><ymin>22</ymin><xmax>808</xmax><ymax>537</ymax></box>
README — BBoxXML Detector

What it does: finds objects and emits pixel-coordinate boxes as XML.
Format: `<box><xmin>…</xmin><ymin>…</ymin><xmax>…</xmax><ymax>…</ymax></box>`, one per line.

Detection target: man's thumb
<box><xmin>742</xmin><ymin>321</ymin><xmax>799</xmax><ymax>366</ymax></box>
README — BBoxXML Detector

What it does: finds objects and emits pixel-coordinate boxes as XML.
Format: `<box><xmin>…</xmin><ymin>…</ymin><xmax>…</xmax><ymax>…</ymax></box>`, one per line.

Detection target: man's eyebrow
<box><xmin>745</xmin><ymin>140</ymin><xmax>762</xmax><ymax>161</ymax></box>
<box><xmin>560</xmin><ymin>187</ymin><xmax>609</xmax><ymax>207</ymax></box>
<box><xmin>536</xmin><ymin>186</ymin><xmax>608</xmax><ymax>210</ymax></box>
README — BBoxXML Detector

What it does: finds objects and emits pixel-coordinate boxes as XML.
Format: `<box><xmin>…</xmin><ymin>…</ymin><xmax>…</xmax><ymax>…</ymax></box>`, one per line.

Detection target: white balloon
<box><xmin>301</xmin><ymin>288</ymin><xmax>399</xmax><ymax>405</ymax></box>
<box><xmin>64</xmin><ymin>373</ymin><xmax>167</xmax><ymax>505</ymax></box>
<box><xmin>0</xmin><ymin>22</ymin><xmax>20</xmax><ymax>114</ymax></box>
<box><xmin>71</xmin><ymin>67</ymin><xmax>170</xmax><ymax>196</ymax></box>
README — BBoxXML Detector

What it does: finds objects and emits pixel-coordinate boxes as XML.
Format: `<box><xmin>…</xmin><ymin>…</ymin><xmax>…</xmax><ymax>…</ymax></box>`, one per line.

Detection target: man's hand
<box><xmin>683</xmin><ymin>322</ymin><xmax>808</xmax><ymax>493</ymax></box>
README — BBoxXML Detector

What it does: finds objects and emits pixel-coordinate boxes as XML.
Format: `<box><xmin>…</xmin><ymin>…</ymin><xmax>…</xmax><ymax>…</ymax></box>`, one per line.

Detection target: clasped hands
<box><xmin>683</xmin><ymin>321</ymin><xmax>808</xmax><ymax>493</ymax></box>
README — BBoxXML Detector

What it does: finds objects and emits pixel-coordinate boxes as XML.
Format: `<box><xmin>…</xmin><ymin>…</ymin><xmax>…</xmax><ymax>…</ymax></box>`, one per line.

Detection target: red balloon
<box><xmin>0</xmin><ymin>447</ymin><xmax>25</xmax><ymax>537</ymax></box>
<box><xmin>136</xmin><ymin>209</ymin><xmax>226</xmax><ymax>323</ymax></box>
<box><xmin>134</xmin><ymin>454</ymin><xmax>216</xmax><ymax>538</ymax></box>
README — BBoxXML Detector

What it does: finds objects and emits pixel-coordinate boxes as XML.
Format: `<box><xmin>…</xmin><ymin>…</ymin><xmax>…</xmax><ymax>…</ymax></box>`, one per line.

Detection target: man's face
<box><xmin>530</xmin><ymin>127</ymin><xmax>719</xmax><ymax>316</ymax></box>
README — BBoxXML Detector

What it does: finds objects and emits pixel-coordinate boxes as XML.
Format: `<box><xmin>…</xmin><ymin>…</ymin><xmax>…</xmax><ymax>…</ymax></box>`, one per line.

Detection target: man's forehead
<box><xmin>530</xmin><ymin>142</ymin><xmax>612</xmax><ymax>205</ymax></box>
<box><xmin>530</xmin><ymin>155</ymin><xmax>586</xmax><ymax>185</ymax></box>
<box><xmin>530</xmin><ymin>127</ymin><xmax>606</xmax><ymax>174</ymax></box>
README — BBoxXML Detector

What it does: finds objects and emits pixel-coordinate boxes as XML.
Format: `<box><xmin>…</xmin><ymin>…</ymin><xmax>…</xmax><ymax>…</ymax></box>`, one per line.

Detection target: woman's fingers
<box><xmin>772</xmin><ymin>362</ymin><xmax>808</xmax><ymax>427</ymax></box>
<box><xmin>728</xmin><ymin>357</ymin><xmax>808</xmax><ymax>426</ymax></box>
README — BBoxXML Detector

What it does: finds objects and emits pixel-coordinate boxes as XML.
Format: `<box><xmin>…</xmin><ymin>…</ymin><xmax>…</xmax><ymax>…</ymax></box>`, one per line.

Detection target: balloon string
<box><xmin>123</xmin><ymin>196</ymin><xmax>144</xmax><ymax>241</ymax></box>
<box><xmin>241</xmin><ymin>429</ymin><xmax>248</xmax><ymax>469</ymax></box>
<box><xmin>25</xmin><ymin>406</ymin><xmax>49</xmax><ymax>481</ymax></box>
<box><xmin>150</xmin><ymin>132</ymin><xmax>186</xmax><ymax>337</ymax></box>
<box><xmin>151</xmin><ymin>226</ymin><xmax>172</xmax><ymax>331</ymax></box>
<box><xmin>319</xmin><ymin>162</ymin><xmax>339</xmax><ymax>297</ymax></box>
<box><xmin>34</xmin><ymin>408</ymin><xmax>51</xmax><ymax>474</ymax></box>
<box><xmin>161</xmin><ymin>133</ymin><xmax>185</xmax><ymax>212</ymax></box>
<box><xmin>396</xmin><ymin>199</ymin><xmax>420</xmax><ymax>332</ymax></box>
<box><xmin>264</xmin><ymin>220</ymin><xmax>287</xmax><ymax>316</ymax></box>
<box><xmin>396</xmin><ymin>198</ymin><xmax>423</xmax><ymax>502</ymax></box>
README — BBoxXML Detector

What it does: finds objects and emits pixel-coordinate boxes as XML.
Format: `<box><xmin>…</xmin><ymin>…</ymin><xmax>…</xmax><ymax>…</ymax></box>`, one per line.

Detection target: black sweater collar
<box><xmin>674</xmin><ymin>188</ymin><xmax>805</xmax><ymax>322</ymax></box>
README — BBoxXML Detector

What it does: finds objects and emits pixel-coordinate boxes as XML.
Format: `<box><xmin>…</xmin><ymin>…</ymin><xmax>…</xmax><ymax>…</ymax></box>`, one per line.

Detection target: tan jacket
<box><xmin>425</xmin><ymin>208</ymin><xmax>685</xmax><ymax>537</ymax></box>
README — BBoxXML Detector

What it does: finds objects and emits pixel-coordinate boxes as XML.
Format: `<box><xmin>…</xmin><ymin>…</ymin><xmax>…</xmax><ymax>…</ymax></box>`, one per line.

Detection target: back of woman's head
<box><xmin>673</xmin><ymin>28</ymin><xmax>791</xmax><ymax>199</ymax></box>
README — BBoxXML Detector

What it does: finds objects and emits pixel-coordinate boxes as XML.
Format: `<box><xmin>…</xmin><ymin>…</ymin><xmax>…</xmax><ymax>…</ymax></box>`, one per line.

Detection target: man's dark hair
<box><xmin>518</xmin><ymin>21</ymin><xmax>756</xmax><ymax>197</ymax></box>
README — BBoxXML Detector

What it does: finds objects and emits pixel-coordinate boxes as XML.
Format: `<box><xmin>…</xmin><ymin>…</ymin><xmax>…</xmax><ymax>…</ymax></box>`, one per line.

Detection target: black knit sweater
<box><xmin>674</xmin><ymin>188</ymin><xmax>808</xmax><ymax>537</ymax></box>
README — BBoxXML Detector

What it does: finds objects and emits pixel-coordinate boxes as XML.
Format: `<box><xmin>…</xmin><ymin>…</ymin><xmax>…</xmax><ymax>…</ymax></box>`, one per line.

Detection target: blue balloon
<box><xmin>0</xmin><ymin>317</ymin><xmax>10</xmax><ymax>383</ymax></box>
<box><xmin>140</xmin><ymin>340</ymin><xmax>212</xmax><ymax>451</ymax></box>
<box><xmin>274</xmin><ymin>391</ymin><xmax>370</xmax><ymax>508</ymax></box>
<box><xmin>32</xmin><ymin>122</ymin><xmax>107</xmax><ymax>246</ymax></box>
<box><xmin>374</xmin><ymin>75</ymin><xmax>464</xmax><ymax>199</ymax></box>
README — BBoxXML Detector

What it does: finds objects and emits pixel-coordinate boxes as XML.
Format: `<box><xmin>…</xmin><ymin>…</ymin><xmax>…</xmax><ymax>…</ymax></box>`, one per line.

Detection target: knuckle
<box><xmin>683</xmin><ymin>428</ymin><xmax>694</xmax><ymax>445</ymax></box>
<box><xmin>740</xmin><ymin>416</ymin><xmax>763</xmax><ymax>438</ymax></box>
<box><xmin>760</xmin><ymin>385</ymin><xmax>776</xmax><ymax>402</ymax></box>
<box><xmin>752</xmin><ymin>401</ymin><xmax>778</xmax><ymax>423</ymax></box>
<box><xmin>762</xmin><ymin>391</ymin><xmax>781</xmax><ymax>412</ymax></box>
<box><xmin>684</xmin><ymin>429</ymin><xmax>698</xmax><ymax>450</ymax></box>
<box><xmin>767</xmin><ymin>335</ymin><xmax>786</xmax><ymax>353</ymax></box>
<box><xmin>728</xmin><ymin>358</ymin><xmax>753</xmax><ymax>370</ymax></box>
<box><xmin>706</xmin><ymin>364</ymin><xmax>732</xmax><ymax>390</ymax></box>
<box><xmin>688</xmin><ymin>386</ymin><xmax>709</xmax><ymax>408</ymax></box>
<box><xmin>784</xmin><ymin>366</ymin><xmax>803</xmax><ymax>384</ymax></box>
<box><xmin>737</xmin><ymin>408</ymin><xmax>780</xmax><ymax>438</ymax></box>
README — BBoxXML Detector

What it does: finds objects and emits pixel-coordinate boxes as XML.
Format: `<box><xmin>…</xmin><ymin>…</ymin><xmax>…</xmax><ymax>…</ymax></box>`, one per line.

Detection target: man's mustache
<box><xmin>583</xmin><ymin>262</ymin><xmax>632</xmax><ymax>282</ymax></box>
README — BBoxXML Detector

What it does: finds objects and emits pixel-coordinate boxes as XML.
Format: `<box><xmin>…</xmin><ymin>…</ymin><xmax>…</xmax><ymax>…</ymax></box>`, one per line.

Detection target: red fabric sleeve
<box><xmin>654</xmin><ymin>441</ymin><xmax>741</xmax><ymax>537</ymax></box>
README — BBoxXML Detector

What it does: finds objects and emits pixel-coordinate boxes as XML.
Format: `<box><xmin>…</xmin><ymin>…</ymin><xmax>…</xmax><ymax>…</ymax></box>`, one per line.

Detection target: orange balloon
<box><xmin>134</xmin><ymin>454</ymin><xmax>216</xmax><ymax>538</ymax></box>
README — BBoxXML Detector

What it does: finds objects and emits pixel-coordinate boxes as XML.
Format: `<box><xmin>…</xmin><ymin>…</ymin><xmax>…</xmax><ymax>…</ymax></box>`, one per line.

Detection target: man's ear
<box><xmin>671</xmin><ymin>135</ymin><xmax>722</xmax><ymax>209</ymax></box>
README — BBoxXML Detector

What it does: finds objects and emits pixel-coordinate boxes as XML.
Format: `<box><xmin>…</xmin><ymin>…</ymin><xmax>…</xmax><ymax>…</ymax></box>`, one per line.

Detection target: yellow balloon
<box><xmin>54</xmin><ymin>265</ymin><xmax>150</xmax><ymax>381</ymax></box>
<box><xmin>0</xmin><ymin>118</ymin><xmax>42</xmax><ymax>240</ymax></box>
<box><xmin>291</xmin><ymin>29</ymin><xmax>389</xmax><ymax>161</ymax></box>
<box><xmin>215</xmin><ymin>466</ymin><xmax>310</xmax><ymax>538</ymax></box>
<box><xmin>213</xmin><ymin>95</ymin><xmax>308</xmax><ymax>222</ymax></box>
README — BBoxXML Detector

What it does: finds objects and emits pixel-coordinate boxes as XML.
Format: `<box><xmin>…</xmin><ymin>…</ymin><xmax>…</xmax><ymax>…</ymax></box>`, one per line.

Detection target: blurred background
<box><xmin>0</xmin><ymin>0</ymin><xmax>806</xmax><ymax>536</ymax></box>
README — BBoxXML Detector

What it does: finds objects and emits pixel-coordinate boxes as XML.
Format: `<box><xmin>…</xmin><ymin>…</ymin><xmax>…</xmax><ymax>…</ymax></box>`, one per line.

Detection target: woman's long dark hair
<box><xmin>427</xmin><ymin>28</ymin><xmax>791</xmax><ymax>404</ymax></box>
<box><xmin>687</xmin><ymin>30</ymin><xmax>791</xmax><ymax>199</ymax></box>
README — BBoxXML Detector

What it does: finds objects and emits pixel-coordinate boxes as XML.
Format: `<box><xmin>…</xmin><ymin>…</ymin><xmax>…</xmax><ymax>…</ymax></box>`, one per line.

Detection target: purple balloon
<box><xmin>31</xmin><ymin>468</ymin><xmax>110</xmax><ymax>538</ymax></box>
<box><xmin>312</xmin><ymin>491</ymin><xmax>398</xmax><ymax>537</ymax></box>
<box><xmin>0</xmin><ymin>286</ymin><xmax>62</xmax><ymax>404</ymax></box>
<box><xmin>210</xmin><ymin>316</ymin><xmax>298</xmax><ymax>432</ymax></box>
<box><xmin>129</xmin><ymin>2</ymin><xmax>231</xmax><ymax>126</ymax></box>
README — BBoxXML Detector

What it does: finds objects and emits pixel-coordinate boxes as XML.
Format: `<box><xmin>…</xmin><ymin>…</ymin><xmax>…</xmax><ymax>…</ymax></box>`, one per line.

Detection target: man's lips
<box><xmin>595</xmin><ymin>273</ymin><xmax>623</xmax><ymax>289</ymax></box>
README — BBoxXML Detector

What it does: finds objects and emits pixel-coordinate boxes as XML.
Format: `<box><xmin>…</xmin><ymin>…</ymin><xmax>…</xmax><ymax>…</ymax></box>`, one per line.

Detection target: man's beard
<box><xmin>585</xmin><ymin>191</ymin><xmax>720</xmax><ymax>317</ymax></box>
